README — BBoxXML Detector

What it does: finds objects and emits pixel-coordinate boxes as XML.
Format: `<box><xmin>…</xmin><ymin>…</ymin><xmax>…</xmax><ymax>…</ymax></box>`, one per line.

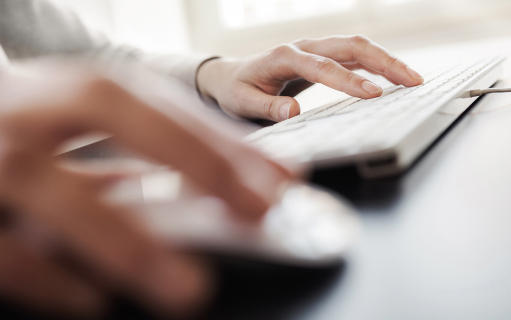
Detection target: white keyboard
<box><xmin>246</xmin><ymin>56</ymin><xmax>505</xmax><ymax>178</ymax></box>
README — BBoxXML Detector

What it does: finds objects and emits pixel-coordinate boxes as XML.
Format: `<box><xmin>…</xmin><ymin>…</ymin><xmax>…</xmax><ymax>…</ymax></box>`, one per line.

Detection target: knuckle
<box><xmin>386</xmin><ymin>55</ymin><xmax>399</xmax><ymax>66</ymax></box>
<box><xmin>78</xmin><ymin>75</ymin><xmax>124</xmax><ymax>116</ymax></box>
<box><xmin>269</xmin><ymin>44</ymin><xmax>294</xmax><ymax>59</ymax></box>
<box><xmin>312</xmin><ymin>57</ymin><xmax>336</xmax><ymax>75</ymax></box>
<box><xmin>343</xmin><ymin>71</ymin><xmax>359</xmax><ymax>85</ymax></box>
<box><xmin>325</xmin><ymin>35</ymin><xmax>345</xmax><ymax>44</ymax></box>
<box><xmin>349</xmin><ymin>34</ymin><xmax>370</xmax><ymax>46</ymax></box>
<box><xmin>81</xmin><ymin>75</ymin><xmax>119</xmax><ymax>100</ymax></box>
<box><xmin>384</xmin><ymin>55</ymin><xmax>404</xmax><ymax>74</ymax></box>
<box><xmin>291</xmin><ymin>38</ymin><xmax>310</xmax><ymax>48</ymax></box>
<box><xmin>331</xmin><ymin>35</ymin><xmax>346</xmax><ymax>41</ymax></box>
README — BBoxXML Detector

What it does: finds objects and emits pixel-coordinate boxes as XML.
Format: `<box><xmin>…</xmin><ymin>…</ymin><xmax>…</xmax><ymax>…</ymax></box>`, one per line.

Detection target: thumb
<box><xmin>235</xmin><ymin>85</ymin><xmax>301</xmax><ymax>122</ymax></box>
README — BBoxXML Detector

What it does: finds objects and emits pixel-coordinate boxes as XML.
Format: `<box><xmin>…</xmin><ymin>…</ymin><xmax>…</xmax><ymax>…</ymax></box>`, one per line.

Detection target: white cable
<box><xmin>467</xmin><ymin>88</ymin><xmax>511</xmax><ymax>98</ymax></box>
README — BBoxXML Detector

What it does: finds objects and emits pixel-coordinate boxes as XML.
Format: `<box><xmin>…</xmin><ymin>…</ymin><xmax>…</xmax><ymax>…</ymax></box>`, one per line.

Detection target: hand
<box><xmin>197</xmin><ymin>35</ymin><xmax>424</xmax><ymax>122</ymax></box>
<box><xmin>0</xmin><ymin>62</ymin><xmax>293</xmax><ymax>318</ymax></box>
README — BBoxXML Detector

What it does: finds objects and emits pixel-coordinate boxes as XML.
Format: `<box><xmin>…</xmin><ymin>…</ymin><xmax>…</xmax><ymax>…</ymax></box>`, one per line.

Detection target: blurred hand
<box><xmin>197</xmin><ymin>35</ymin><xmax>424</xmax><ymax>122</ymax></box>
<box><xmin>0</xmin><ymin>62</ymin><xmax>294</xmax><ymax>318</ymax></box>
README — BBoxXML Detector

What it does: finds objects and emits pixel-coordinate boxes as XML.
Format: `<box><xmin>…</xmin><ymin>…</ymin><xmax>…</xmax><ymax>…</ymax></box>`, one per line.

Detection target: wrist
<box><xmin>196</xmin><ymin>57</ymin><xmax>237</xmax><ymax>103</ymax></box>
<box><xmin>196</xmin><ymin>57</ymin><xmax>222</xmax><ymax>102</ymax></box>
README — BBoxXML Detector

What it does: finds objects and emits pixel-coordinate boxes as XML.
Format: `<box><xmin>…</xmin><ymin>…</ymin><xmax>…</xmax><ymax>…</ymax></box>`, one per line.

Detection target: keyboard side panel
<box><xmin>358</xmin><ymin>59</ymin><xmax>504</xmax><ymax>179</ymax></box>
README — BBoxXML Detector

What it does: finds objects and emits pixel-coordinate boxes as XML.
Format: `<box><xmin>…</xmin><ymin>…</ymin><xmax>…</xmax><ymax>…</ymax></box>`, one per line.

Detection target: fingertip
<box><xmin>278</xmin><ymin>102</ymin><xmax>292</xmax><ymax>121</ymax></box>
<box><xmin>415</xmin><ymin>76</ymin><xmax>425</xmax><ymax>86</ymax></box>
<box><xmin>243</xmin><ymin>196</ymin><xmax>271</xmax><ymax>221</ymax></box>
<box><xmin>361</xmin><ymin>80</ymin><xmax>383</xmax><ymax>96</ymax></box>
<box><xmin>402</xmin><ymin>77</ymin><xmax>424</xmax><ymax>88</ymax></box>
<box><xmin>288</xmin><ymin>101</ymin><xmax>301</xmax><ymax>118</ymax></box>
<box><xmin>384</xmin><ymin>63</ymin><xmax>423</xmax><ymax>88</ymax></box>
<box><xmin>405</xmin><ymin>66</ymin><xmax>424</xmax><ymax>83</ymax></box>
<box><xmin>265</xmin><ymin>148</ymin><xmax>311</xmax><ymax>182</ymax></box>
<box><xmin>276</xmin><ymin>98</ymin><xmax>300</xmax><ymax>122</ymax></box>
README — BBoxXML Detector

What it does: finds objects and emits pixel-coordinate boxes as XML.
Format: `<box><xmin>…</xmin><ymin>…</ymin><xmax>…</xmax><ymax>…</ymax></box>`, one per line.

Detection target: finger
<box><xmin>7</xmin><ymin>166</ymin><xmax>212</xmax><ymax>317</ymax></box>
<box><xmin>269</xmin><ymin>157</ymin><xmax>310</xmax><ymax>181</ymax></box>
<box><xmin>0</xmin><ymin>68</ymin><xmax>215</xmax><ymax>317</ymax></box>
<box><xmin>295</xmin><ymin>35</ymin><xmax>424</xmax><ymax>87</ymax></box>
<box><xmin>269</xmin><ymin>46</ymin><xmax>383</xmax><ymax>99</ymax></box>
<box><xmin>344</xmin><ymin>62</ymin><xmax>400</xmax><ymax>85</ymax></box>
<box><xmin>0</xmin><ymin>232</ymin><xmax>104</xmax><ymax>318</ymax></box>
<box><xmin>58</xmin><ymin>159</ymin><xmax>157</xmax><ymax>190</ymax></box>
<box><xmin>230</xmin><ymin>83</ymin><xmax>301</xmax><ymax>121</ymax></box>
<box><xmin>0</xmin><ymin>73</ymin><xmax>288</xmax><ymax>219</ymax></box>
<box><xmin>60</xmin><ymin>169</ymin><xmax>130</xmax><ymax>190</ymax></box>
<box><xmin>97</xmin><ymin>83</ymin><xmax>293</xmax><ymax>218</ymax></box>
<box><xmin>0</xmin><ymin>134</ymin><xmax>213</xmax><ymax>316</ymax></box>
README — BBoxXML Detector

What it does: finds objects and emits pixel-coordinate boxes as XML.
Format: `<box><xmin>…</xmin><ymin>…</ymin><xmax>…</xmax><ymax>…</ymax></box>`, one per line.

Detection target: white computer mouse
<box><xmin>112</xmin><ymin>180</ymin><xmax>359</xmax><ymax>267</ymax></box>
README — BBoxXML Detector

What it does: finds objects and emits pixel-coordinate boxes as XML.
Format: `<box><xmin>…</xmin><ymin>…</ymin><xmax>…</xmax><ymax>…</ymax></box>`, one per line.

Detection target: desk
<box><xmin>203</xmin><ymin>36</ymin><xmax>511</xmax><ymax>320</ymax></box>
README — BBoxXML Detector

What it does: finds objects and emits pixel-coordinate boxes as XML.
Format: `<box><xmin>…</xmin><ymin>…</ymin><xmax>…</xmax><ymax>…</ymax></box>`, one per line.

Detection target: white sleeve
<box><xmin>0</xmin><ymin>0</ymin><xmax>216</xmax><ymax>92</ymax></box>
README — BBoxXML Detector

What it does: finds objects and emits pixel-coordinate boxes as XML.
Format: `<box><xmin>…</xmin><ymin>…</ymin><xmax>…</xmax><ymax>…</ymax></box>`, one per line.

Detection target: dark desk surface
<box><xmin>298</xmin><ymin>83</ymin><xmax>511</xmax><ymax>320</ymax></box>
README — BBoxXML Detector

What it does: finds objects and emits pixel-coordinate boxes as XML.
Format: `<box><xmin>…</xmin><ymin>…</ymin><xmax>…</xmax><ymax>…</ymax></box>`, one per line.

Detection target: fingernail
<box><xmin>406</xmin><ymin>66</ymin><xmax>423</xmax><ymax>80</ymax></box>
<box><xmin>361</xmin><ymin>81</ymin><xmax>382</xmax><ymax>95</ymax></box>
<box><xmin>279</xmin><ymin>102</ymin><xmax>292</xmax><ymax>121</ymax></box>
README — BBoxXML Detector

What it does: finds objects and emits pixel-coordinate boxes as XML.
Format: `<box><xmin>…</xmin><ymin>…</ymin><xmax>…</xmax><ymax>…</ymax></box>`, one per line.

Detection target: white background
<box><xmin>60</xmin><ymin>0</ymin><xmax>511</xmax><ymax>56</ymax></box>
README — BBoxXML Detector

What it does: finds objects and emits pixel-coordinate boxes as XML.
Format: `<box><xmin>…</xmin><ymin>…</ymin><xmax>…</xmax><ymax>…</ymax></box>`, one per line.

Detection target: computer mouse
<box><xmin>120</xmin><ymin>181</ymin><xmax>360</xmax><ymax>267</ymax></box>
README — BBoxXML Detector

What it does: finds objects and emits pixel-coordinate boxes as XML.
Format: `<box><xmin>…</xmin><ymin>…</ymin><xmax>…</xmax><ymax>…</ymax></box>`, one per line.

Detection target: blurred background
<box><xmin>59</xmin><ymin>0</ymin><xmax>511</xmax><ymax>57</ymax></box>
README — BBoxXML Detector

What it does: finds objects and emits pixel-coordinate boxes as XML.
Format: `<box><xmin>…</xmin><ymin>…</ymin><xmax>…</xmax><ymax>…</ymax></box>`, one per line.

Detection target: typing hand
<box><xmin>0</xmin><ymin>62</ymin><xmax>293</xmax><ymax>318</ymax></box>
<box><xmin>197</xmin><ymin>35</ymin><xmax>424</xmax><ymax>122</ymax></box>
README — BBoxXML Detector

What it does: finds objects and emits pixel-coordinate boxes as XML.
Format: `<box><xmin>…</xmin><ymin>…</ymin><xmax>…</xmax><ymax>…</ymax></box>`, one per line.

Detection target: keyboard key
<box><xmin>306</xmin><ymin>99</ymin><xmax>360</xmax><ymax>121</ymax></box>
<box><xmin>245</xmin><ymin>126</ymin><xmax>274</xmax><ymax>142</ymax></box>
<box><xmin>273</xmin><ymin>123</ymin><xmax>306</xmax><ymax>133</ymax></box>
